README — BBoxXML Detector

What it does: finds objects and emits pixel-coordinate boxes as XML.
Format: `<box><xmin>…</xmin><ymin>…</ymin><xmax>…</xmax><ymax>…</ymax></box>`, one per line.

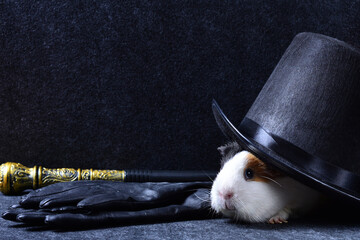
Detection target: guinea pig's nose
<box><xmin>219</xmin><ymin>191</ymin><xmax>234</xmax><ymax>200</ymax></box>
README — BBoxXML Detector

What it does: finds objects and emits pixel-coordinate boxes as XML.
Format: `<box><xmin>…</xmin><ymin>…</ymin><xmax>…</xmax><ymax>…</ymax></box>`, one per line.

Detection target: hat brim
<box><xmin>212</xmin><ymin>99</ymin><xmax>360</xmax><ymax>204</ymax></box>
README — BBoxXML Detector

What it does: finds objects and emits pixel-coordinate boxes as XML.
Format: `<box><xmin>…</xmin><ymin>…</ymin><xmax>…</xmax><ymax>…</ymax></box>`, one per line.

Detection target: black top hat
<box><xmin>213</xmin><ymin>32</ymin><xmax>360</xmax><ymax>203</ymax></box>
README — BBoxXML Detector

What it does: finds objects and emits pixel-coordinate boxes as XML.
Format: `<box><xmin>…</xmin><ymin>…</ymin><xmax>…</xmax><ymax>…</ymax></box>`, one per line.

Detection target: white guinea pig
<box><xmin>210</xmin><ymin>141</ymin><xmax>321</xmax><ymax>224</ymax></box>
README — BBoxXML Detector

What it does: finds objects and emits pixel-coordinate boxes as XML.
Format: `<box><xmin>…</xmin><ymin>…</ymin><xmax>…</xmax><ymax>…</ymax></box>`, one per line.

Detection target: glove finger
<box><xmin>78</xmin><ymin>182</ymin><xmax>212</xmax><ymax>211</ymax></box>
<box><xmin>2</xmin><ymin>205</ymin><xmax>92</xmax><ymax>224</ymax></box>
<box><xmin>21</xmin><ymin>191</ymin><xmax>86</xmax><ymax>209</ymax></box>
<box><xmin>76</xmin><ymin>183</ymin><xmax>170</xmax><ymax>210</ymax></box>
<box><xmin>2</xmin><ymin>208</ymin><xmax>26</xmax><ymax>221</ymax></box>
<box><xmin>9</xmin><ymin>204</ymin><xmax>22</xmax><ymax>209</ymax></box>
<box><xmin>45</xmin><ymin>203</ymin><xmax>212</xmax><ymax>229</ymax></box>
<box><xmin>50</xmin><ymin>206</ymin><xmax>82</xmax><ymax>212</ymax></box>
<box><xmin>2</xmin><ymin>208</ymin><xmax>50</xmax><ymax>223</ymax></box>
<box><xmin>16</xmin><ymin>211</ymin><xmax>50</xmax><ymax>224</ymax></box>
<box><xmin>19</xmin><ymin>182</ymin><xmax>92</xmax><ymax>208</ymax></box>
<box><xmin>20</xmin><ymin>181</ymin><xmax>117</xmax><ymax>208</ymax></box>
<box><xmin>77</xmin><ymin>193</ymin><xmax>165</xmax><ymax>211</ymax></box>
<box><xmin>151</xmin><ymin>182</ymin><xmax>212</xmax><ymax>201</ymax></box>
<box><xmin>183</xmin><ymin>189</ymin><xmax>211</xmax><ymax>209</ymax></box>
<box><xmin>38</xmin><ymin>195</ymin><xmax>84</xmax><ymax>209</ymax></box>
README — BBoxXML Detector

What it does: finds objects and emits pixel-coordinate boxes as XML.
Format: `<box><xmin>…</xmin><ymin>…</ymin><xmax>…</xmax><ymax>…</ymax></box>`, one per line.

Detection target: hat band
<box><xmin>239</xmin><ymin>117</ymin><xmax>360</xmax><ymax>201</ymax></box>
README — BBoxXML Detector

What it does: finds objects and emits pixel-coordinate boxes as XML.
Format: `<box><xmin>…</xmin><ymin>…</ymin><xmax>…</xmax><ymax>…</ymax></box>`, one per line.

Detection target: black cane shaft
<box><xmin>124</xmin><ymin>170</ymin><xmax>217</xmax><ymax>182</ymax></box>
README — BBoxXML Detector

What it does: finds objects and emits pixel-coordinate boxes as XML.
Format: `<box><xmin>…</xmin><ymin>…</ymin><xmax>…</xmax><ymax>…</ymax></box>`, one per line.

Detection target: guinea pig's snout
<box><xmin>219</xmin><ymin>191</ymin><xmax>234</xmax><ymax>200</ymax></box>
<box><xmin>218</xmin><ymin>190</ymin><xmax>235</xmax><ymax>210</ymax></box>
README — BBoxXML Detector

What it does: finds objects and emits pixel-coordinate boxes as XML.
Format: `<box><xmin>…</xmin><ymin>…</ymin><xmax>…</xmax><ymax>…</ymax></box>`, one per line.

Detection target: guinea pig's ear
<box><xmin>217</xmin><ymin>141</ymin><xmax>242</xmax><ymax>158</ymax></box>
<box><xmin>218</xmin><ymin>141</ymin><xmax>242</xmax><ymax>167</ymax></box>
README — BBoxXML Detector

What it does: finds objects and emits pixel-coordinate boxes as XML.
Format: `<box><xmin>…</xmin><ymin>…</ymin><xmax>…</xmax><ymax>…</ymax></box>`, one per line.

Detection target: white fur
<box><xmin>210</xmin><ymin>151</ymin><xmax>320</xmax><ymax>223</ymax></box>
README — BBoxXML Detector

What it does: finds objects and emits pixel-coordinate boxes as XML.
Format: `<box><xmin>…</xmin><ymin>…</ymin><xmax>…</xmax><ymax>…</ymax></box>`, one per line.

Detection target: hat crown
<box><xmin>246</xmin><ymin>33</ymin><xmax>360</xmax><ymax>174</ymax></box>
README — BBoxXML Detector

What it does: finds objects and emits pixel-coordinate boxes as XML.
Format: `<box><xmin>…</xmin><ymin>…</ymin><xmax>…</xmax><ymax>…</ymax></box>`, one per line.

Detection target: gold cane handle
<box><xmin>0</xmin><ymin>162</ymin><xmax>125</xmax><ymax>195</ymax></box>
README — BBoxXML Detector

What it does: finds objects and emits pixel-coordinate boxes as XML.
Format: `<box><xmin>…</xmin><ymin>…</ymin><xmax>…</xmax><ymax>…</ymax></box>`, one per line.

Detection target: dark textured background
<box><xmin>1</xmin><ymin>0</ymin><xmax>360</xmax><ymax>171</ymax></box>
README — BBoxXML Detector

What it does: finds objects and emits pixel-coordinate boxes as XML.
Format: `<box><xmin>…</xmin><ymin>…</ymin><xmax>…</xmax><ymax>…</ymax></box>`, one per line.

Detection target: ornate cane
<box><xmin>0</xmin><ymin>162</ymin><xmax>216</xmax><ymax>195</ymax></box>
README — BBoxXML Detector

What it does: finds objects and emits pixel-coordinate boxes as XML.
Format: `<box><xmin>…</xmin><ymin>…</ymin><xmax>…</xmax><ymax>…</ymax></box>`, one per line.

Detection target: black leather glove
<box><xmin>2</xmin><ymin>181</ymin><xmax>214</xmax><ymax>228</ymax></box>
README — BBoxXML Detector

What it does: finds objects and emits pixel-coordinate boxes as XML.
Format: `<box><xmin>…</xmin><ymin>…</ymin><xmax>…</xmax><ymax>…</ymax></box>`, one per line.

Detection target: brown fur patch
<box><xmin>245</xmin><ymin>153</ymin><xmax>283</xmax><ymax>182</ymax></box>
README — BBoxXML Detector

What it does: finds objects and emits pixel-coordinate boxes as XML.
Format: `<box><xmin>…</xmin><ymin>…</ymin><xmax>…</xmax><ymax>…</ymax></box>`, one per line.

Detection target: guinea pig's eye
<box><xmin>244</xmin><ymin>168</ymin><xmax>254</xmax><ymax>181</ymax></box>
